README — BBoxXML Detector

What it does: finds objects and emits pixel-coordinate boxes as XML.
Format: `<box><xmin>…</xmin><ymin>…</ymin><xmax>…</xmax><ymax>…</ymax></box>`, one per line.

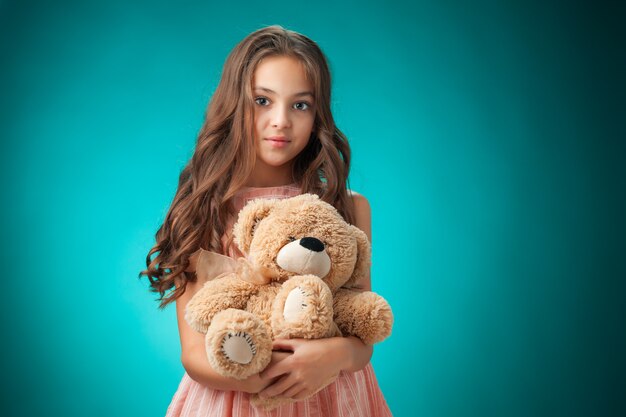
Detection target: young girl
<box><xmin>141</xmin><ymin>25</ymin><xmax>392</xmax><ymax>416</ymax></box>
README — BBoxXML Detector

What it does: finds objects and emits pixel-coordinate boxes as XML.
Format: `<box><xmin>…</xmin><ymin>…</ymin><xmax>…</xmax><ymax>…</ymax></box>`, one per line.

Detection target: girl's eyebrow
<box><xmin>254</xmin><ymin>86</ymin><xmax>314</xmax><ymax>99</ymax></box>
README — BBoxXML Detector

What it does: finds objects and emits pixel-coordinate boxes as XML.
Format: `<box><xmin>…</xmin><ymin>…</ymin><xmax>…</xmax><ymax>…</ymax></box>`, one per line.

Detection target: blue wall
<box><xmin>1</xmin><ymin>1</ymin><xmax>624</xmax><ymax>416</ymax></box>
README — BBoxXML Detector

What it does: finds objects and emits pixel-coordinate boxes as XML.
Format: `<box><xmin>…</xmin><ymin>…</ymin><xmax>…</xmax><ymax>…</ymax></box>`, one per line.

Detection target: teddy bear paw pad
<box><xmin>283</xmin><ymin>286</ymin><xmax>309</xmax><ymax>322</ymax></box>
<box><xmin>220</xmin><ymin>331</ymin><xmax>257</xmax><ymax>364</ymax></box>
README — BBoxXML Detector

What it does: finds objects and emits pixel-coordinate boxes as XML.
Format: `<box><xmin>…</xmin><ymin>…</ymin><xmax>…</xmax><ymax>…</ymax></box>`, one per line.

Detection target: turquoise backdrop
<box><xmin>1</xmin><ymin>0</ymin><xmax>624</xmax><ymax>416</ymax></box>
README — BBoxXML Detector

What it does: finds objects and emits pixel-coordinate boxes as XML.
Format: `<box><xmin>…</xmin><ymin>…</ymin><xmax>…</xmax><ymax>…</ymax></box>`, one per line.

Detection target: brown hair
<box><xmin>139</xmin><ymin>25</ymin><xmax>356</xmax><ymax>308</ymax></box>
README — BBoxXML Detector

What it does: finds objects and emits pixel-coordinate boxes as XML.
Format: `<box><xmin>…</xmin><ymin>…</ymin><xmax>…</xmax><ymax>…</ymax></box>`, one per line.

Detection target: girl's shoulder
<box><xmin>348</xmin><ymin>188</ymin><xmax>368</xmax><ymax>206</ymax></box>
<box><xmin>347</xmin><ymin>189</ymin><xmax>371</xmax><ymax>233</ymax></box>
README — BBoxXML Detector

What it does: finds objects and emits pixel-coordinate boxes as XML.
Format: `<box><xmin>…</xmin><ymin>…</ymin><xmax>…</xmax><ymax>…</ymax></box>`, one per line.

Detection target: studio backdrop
<box><xmin>1</xmin><ymin>1</ymin><xmax>623</xmax><ymax>416</ymax></box>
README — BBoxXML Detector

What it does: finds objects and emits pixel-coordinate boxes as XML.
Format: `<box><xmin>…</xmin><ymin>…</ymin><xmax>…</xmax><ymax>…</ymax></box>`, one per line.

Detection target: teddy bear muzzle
<box><xmin>276</xmin><ymin>237</ymin><xmax>331</xmax><ymax>278</ymax></box>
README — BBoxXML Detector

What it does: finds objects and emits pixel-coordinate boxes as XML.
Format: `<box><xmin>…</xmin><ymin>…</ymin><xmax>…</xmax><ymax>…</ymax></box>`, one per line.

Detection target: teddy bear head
<box><xmin>232</xmin><ymin>193</ymin><xmax>370</xmax><ymax>292</ymax></box>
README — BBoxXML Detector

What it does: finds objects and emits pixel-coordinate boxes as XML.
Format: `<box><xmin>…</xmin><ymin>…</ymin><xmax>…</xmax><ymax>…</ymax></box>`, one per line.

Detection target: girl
<box><xmin>141</xmin><ymin>25</ymin><xmax>392</xmax><ymax>416</ymax></box>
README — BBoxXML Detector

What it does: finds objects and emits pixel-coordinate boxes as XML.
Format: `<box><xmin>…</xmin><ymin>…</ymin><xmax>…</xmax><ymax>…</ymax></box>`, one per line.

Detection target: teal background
<box><xmin>1</xmin><ymin>0</ymin><xmax>624</xmax><ymax>416</ymax></box>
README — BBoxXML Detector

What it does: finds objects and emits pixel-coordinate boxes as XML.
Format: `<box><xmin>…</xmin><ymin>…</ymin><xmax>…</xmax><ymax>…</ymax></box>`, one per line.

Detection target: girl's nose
<box><xmin>271</xmin><ymin>104</ymin><xmax>291</xmax><ymax>128</ymax></box>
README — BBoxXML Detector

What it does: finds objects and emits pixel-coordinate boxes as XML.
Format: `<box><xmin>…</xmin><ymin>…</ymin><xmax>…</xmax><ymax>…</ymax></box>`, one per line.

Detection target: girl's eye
<box><xmin>255</xmin><ymin>97</ymin><xmax>270</xmax><ymax>106</ymax></box>
<box><xmin>294</xmin><ymin>102</ymin><xmax>311</xmax><ymax>111</ymax></box>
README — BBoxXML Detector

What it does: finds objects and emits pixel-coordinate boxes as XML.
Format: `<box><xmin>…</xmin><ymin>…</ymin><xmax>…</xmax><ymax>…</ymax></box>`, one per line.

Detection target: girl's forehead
<box><xmin>252</xmin><ymin>56</ymin><xmax>314</xmax><ymax>95</ymax></box>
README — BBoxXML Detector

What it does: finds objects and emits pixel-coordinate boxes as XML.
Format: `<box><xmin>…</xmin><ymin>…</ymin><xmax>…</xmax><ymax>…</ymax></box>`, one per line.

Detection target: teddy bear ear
<box><xmin>345</xmin><ymin>225</ymin><xmax>372</xmax><ymax>287</ymax></box>
<box><xmin>232</xmin><ymin>198</ymin><xmax>277</xmax><ymax>254</ymax></box>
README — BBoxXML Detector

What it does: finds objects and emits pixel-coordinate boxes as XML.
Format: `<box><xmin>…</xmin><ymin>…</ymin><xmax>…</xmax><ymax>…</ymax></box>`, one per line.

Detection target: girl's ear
<box><xmin>232</xmin><ymin>199</ymin><xmax>277</xmax><ymax>254</ymax></box>
<box><xmin>345</xmin><ymin>225</ymin><xmax>372</xmax><ymax>287</ymax></box>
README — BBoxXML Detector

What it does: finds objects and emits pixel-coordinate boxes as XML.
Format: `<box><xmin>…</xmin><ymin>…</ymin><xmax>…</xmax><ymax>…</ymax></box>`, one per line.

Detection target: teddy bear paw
<box><xmin>335</xmin><ymin>292</ymin><xmax>394</xmax><ymax>345</ymax></box>
<box><xmin>283</xmin><ymin>286</ymin><xmax>309</xmax><ymax>322</ymax></box>
<box><xmin>220</xmin><ymin>330</ymin><xmax>257</xmax><ymax>364</ymax></box>
<box><xmin>271</xmin><ymin>275</ymin><xmax>334</xmax><ymax>339</ymax></box>
<box><xmin>205</xmin><ymin>309</ymin><xmax>272</xmax><ymax>380</ymax></box>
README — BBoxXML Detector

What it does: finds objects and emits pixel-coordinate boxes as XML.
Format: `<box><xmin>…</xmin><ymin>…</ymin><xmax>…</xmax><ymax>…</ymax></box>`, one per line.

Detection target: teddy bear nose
<box><xmin>299</xmin><ymin>237</ymin><xmax>325</xmax><ymax>252</ymax></box>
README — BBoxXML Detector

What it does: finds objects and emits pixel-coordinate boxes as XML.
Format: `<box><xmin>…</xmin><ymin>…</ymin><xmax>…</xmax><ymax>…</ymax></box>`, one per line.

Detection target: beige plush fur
<box><xmin>185</xmin><ymin>193</ymin><xmax>393</xmax><ymax>410</ymax></box>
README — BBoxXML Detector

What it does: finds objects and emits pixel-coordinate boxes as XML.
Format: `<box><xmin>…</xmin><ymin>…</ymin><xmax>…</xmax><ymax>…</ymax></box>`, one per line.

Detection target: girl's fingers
<box><xmin>272</xmin><ymin>338</ymin><xmax>300</xmax><ymax>351</ymax></box>
<box><xmin>278</xmin><ymin>382</ymin><xmax>304</xmax><ymax>400</ymax></box>
<box><xmin>260</xmin><ymin>355</ymin><xmax>292</xmax><ymax>380</ymax></box>
<box><xmin>293</xmin><ymin>388</ymin><xmax>311</xmax><ymax>401</ymax></box>
<box><xmin>261</xmin><ymin>339</ymin><xmax>304</xmax><ymax>380</ymax></box>
<box><xmin>259</xmin><ymin>375</ymin><xmax>295</xmax><ymax>399</ymax></box>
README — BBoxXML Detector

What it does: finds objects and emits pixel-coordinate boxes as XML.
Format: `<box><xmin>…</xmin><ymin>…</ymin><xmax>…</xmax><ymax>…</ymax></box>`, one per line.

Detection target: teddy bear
<box><xmin>184</xmin><ymin>193</ymin><xmax>393</xmax><ymax>409</ymax></box>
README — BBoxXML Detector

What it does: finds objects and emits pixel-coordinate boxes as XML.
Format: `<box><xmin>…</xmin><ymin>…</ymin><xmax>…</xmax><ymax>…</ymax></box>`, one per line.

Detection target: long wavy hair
<box><xmin>140</xmin><ymin>25</ymin><xmax>356</xmax><ymax>308</ymax></box>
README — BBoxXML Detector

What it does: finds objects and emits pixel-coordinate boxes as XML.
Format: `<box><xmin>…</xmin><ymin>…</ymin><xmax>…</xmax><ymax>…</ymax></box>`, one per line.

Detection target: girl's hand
<box><xmin>257</xmin><ymin>338</ymin><xmax>349</xmax><ymax>401</ymax></box>
<box><xmin>240</xmin><ymin>350</ymin><xmax>291</xmax><ymax>393</ymax></box>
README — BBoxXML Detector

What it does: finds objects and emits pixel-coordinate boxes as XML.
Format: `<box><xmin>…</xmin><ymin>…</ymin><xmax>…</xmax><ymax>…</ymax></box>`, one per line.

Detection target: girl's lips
<box><xmin>265</xmin><ymin>137</ymin><xmax>291</xmax><ymax>148</ymax></box>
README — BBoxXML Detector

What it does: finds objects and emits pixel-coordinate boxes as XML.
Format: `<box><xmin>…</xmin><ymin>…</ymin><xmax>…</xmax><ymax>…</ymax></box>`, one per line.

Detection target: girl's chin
<box><xmin>257</xmin><ymin>152</ymin><xmax>297</xmax><ymax>165</ymax></box>
<box><xmin>259</xmin><ymin>160</ymin><xmax>294</xmax><ymax>168</ymax></box>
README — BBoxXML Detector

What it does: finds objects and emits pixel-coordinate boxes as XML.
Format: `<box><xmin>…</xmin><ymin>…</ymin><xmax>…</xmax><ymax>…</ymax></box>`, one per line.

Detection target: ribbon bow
<box><xmin>187</xmin><ymin>249</ymin><xmax>271</xmax><ymax>284</ymax></box>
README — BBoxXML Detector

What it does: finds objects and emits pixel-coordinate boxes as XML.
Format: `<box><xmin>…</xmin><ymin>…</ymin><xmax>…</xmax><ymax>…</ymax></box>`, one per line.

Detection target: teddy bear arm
<box><xmin>184</xmin><ymin>275</ymin><xmax>257</xmax><ymax>333</ymax></box>
<box><xmin>333</xmin><ymin>288</ymin><xmax>393</xmax><ymax>345</ymax></box>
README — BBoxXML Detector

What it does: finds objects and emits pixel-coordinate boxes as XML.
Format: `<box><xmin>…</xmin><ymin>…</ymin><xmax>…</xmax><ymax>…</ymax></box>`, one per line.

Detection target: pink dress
<box><xmin>165</xmin><ymin>183</ymin><xmax>392</xmax><ymax>417</ymax></box>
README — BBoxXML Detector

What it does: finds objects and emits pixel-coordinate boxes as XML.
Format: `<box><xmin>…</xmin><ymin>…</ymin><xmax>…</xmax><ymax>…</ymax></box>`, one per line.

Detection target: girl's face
<box><xmin>251</xmin><ymin>55</ymin><xmax>316</xmax><ymax>175</ymax></box>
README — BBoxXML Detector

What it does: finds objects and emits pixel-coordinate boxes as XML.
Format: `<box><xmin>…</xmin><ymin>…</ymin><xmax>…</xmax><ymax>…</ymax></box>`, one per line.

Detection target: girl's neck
<box><xmin>245</xmin><ymin>161</ymin><xmax>296</xmax><ymax>188</ymax></box>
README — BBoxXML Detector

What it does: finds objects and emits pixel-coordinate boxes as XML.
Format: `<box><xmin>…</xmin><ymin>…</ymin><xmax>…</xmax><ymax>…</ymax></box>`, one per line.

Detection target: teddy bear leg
<box><xmin>205</xmin><ymin>308</ymin><xmax>272</xmax><ymax>380</ymax></box>
<box><xmin>271</xmin><ymin>275</ymin><xmax>334</xmax><ymax>339</ymax></box>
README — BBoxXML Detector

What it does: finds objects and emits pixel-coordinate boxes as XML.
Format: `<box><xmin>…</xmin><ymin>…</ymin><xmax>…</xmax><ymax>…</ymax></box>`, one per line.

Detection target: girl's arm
<box><xmin>257</xmin><ymin>193</ymin><xmax>374</xmax><ymax>400</ymax></box>
<box><xmin>348</xmin><ymin>192</ymin><xmax>373</xmax><ymax>291</ymax></box>
<box><xmin>175</xmin><ymin>277</ymin><xmax>288</xmax><ymax>393</ymax></box>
